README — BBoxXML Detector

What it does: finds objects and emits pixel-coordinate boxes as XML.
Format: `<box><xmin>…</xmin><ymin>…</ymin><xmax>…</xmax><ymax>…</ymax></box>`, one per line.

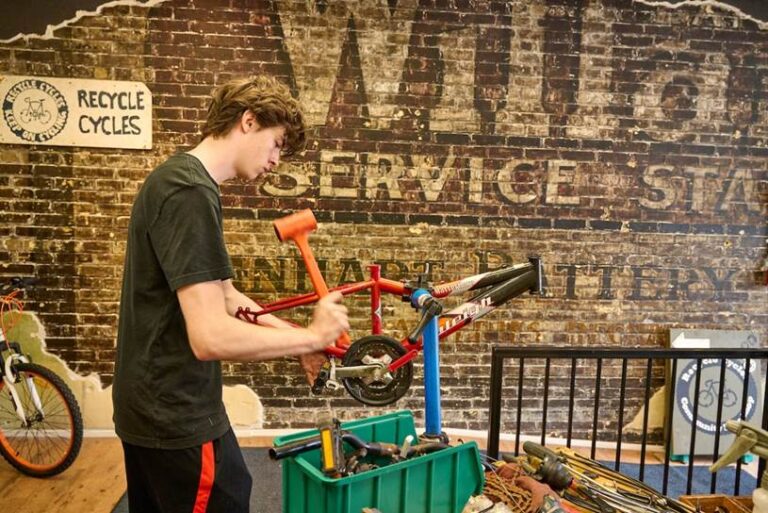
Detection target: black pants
<box><xmin>122</xmin><ymin>428</ymin><xmax>252</xmax><ymax>513</ymax></box>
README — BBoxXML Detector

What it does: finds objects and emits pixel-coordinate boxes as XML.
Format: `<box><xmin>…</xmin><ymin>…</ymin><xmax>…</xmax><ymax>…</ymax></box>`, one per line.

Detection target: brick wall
<box><xmin>0</xmin><ymin>0</ymin><xmax>766</xmax><ymax>438</ymax></box>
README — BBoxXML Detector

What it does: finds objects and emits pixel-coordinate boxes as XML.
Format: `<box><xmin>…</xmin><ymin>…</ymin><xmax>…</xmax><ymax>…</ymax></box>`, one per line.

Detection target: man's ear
<box><xmin>240</xmin><ymin>109</ymin><xmax>257</xmax><ymax>132</ymax></box>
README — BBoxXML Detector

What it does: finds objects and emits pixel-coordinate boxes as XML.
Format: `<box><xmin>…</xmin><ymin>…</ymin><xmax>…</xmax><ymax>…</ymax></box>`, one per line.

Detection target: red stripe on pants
<box><xmin>193</xmin><ymin>441</ymin><xmax>215</xmax><ymax>513</ymax></box>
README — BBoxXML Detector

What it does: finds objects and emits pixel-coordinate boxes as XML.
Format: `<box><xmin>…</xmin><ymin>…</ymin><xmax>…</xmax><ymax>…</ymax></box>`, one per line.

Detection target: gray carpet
<box><xmin>111</xmin><ymin>448</ymin><xmax>281</xmax><ymax>513</ymax></box>
<box><xmin>598</xmin><ymin>460</ymin><xmax>757</xmax><ymax>498</ymax></box>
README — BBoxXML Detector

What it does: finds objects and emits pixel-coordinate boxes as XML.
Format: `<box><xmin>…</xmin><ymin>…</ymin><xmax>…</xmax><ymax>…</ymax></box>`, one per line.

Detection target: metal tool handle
<box><xmin>523</xmin><ymin>441</ymin><xmax>561</xmax><ymax>462</ymax></box>
<box><xmin>407</xmin><ymin>296</ymin><xmax>443</xmax><ymax>343</ymax></box>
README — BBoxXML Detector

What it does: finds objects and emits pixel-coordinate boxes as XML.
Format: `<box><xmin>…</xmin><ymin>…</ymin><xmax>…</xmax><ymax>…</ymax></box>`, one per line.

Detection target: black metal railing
<box><xmin>487</xmin><ymin>346</ymin><xmax>768</xmax><ymax>497</ymax></box>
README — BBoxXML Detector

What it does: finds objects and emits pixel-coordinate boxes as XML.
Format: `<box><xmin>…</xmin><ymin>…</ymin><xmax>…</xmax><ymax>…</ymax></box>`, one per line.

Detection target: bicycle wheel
<box><xmin>0</xmin><ymin>362</ymin><xmax>83</xmax><ymax>477</ymax></box>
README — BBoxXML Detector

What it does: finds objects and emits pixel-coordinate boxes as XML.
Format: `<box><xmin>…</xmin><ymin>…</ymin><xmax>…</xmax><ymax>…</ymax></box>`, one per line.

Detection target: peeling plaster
<box><xmin>634</xmin><ymin>0</ymin><xmax>768</xmax><ymax>30</ymax></box>
<box><xmin>0</xmin><ymin>0</ymin><xmax>170</xmax><ymax>44</ymax></box>
<box><xmin>623</xmin><ymin>387</ymin><xmax>666</xmax><ymax>434</ymax></box>
<box><xmin>5</xmin><ymin>312</ymin><xmax>264</xmax><ymax>431</ymax></box>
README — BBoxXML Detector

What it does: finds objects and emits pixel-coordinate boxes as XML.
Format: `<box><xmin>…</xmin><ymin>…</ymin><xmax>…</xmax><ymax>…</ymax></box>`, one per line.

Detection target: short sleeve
<box><xmin>148</xmin><ymin>185</ymin><xmax>233</xmax><ymax>291</ymax></box>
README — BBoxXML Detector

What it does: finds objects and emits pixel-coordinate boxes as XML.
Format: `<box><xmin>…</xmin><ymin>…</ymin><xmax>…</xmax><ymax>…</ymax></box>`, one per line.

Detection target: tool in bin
<box><xmin>711</xmin><ymin>420</ymin><xmax>768</xmax><ymax>513</ymax></box>
<box><xmin>269</xmin><ymin>419</ymin><xmax>450</xmax><ymax>478</ymax></box>
<box><xmin>555</xmin><ymin>448</ymin><xmax>694</xmax><ymax>513</ymax></box>
<box><xmin>512</xmin><ymin>445</ymin><xmax>694</xmax><ymax>513</ymax></box>
<box><xmin>521</xmin><ymin>442</ymin><xmax>573</xmax><ymax>492</ymax></box>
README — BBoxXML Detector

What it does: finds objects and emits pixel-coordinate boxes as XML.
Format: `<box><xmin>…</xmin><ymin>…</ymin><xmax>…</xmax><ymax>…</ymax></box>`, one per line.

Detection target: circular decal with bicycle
<box><xmin>676</xmin><ymin>358</ymin><xmax>759</xmax><ymax>434</ymax></box>
<box><xmin>2</xmin><ymin>78</ymin><xmax>68</xmax><ymax>143</ymax></box>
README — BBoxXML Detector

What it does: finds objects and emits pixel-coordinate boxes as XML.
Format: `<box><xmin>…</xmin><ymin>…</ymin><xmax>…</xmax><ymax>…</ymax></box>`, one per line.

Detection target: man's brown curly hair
<box><xmin>201</xmin><ymin>76</ymin><xmax>306</xmax><ymax>157</ymax></box>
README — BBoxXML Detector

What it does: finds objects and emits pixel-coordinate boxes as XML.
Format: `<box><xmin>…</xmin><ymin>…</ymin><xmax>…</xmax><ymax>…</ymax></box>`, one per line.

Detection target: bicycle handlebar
<box><xmin>269</xmin><ymin>431</ymin><xmax>448</xmax><ymax>461</ymax></box>
<box><xmin>270</xmin><ymin>432</ymin><xmax>397</xmax><ymax>460</ymax></box>
<box><xmin>1</xmin><ymin>277</ymin><xmax>37</xmax><ymax>296</ymax></box>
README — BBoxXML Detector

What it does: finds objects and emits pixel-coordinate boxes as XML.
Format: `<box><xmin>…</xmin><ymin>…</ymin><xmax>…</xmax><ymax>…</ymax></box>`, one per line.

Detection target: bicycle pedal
<box><xmin>311</xmin><ymin>364</ymin><xmax>331</xmax><ymax>395</ymax></box>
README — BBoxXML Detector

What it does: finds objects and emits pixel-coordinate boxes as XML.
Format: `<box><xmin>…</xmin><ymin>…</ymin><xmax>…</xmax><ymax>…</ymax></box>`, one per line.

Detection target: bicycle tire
<box><xmin>342</xmin><ymin>335</ymin><xmax>413</xmax><ymax>406</ymax></box>
<box><xmin>0</xmin><ymin>362</ymin><xmax>83</xmax><ymax>477</ymax></box>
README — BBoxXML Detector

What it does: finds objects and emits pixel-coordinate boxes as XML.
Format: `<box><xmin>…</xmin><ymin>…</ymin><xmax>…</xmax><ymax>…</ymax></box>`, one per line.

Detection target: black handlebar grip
<box><xmin>528</xmin><ymin>256</ymin><xmax>543</xmax><ymax>295</ymax></box>
<box><xmin>269</xmin><ymin>437</ymin><xmax>322</xmax><ymax>460</ymax></box>
<box><xmin>12</xmin><ymin>277</ymin><xmax>38</xmax><ymax>288</ymax></box>
<box><xmin>2</xmin><ymin>277</ymin><xmax>38</xmax><ymax>295</ymax></box>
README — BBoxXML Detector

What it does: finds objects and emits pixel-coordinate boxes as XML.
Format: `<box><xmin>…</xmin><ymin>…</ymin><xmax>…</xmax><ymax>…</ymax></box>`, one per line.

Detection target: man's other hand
<box><xmin>298</xmin><ymin>351</ymin><xmax>328</xmax><ymax>385</ymax></box>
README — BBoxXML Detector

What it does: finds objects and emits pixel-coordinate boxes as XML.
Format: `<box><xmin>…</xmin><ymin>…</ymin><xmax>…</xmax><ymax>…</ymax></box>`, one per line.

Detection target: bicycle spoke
<box><xmin>39</xmin><ymin>420</ymin><xmax>72</xmax><ymax>443</ymax></box>
<box><xmin>0</xmin><ymin>401</ymin><xmax>20</xmax><ymax>419</ymax></box>
<box><xmin>29</xmin><ymin>428</ymin><xmax>63</xmax><ymax>464</ymax></box>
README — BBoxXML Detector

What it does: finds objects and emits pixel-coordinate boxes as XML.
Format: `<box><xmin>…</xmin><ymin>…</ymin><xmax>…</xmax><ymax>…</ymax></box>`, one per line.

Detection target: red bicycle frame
<box><xmin>236</xmin><ymin>259</ymin><xmax>542</xmax><ymax>374</ymax></box>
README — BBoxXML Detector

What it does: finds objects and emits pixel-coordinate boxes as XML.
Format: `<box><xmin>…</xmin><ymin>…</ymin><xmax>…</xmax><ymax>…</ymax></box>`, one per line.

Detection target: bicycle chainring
<box><xmin>341</xmin><ymin>335</ymin><xmax>413</xmax><ymax>406</ymax></box>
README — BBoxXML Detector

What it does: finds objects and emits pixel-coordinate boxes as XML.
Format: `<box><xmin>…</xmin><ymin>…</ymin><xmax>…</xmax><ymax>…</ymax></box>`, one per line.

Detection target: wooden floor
<box><xmin>0</xmin><ymin>435</ymin><xmax>755</xmax><ymax>513</ymax></box>
<box><xmin>1</xmin><ymin>438</ymin><xmax>126</xmax><ymax>513</ymax></box>
<box><xmin>0</xmin><ymin>436</ymin><xmax>273</xmax><ymax>513</ymax></box>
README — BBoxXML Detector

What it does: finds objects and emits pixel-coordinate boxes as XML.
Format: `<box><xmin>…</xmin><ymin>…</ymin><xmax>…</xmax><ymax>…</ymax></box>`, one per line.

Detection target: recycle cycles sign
<box><xmin>676</xmin><ymin>358</ymin><xmax>759</xmax><ymax>435</ymax></box>
<box><xmin>0</xmin><ymin>74</ymin><xmax>152</xmax><ymax>149</ymax></box>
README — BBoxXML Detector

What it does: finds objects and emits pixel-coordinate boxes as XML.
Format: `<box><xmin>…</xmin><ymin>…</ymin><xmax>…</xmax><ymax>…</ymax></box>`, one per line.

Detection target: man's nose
<box><xmin>269</xmin><ymin>149</ymin><xmax>280</xmax><ymax>166</ymax></box>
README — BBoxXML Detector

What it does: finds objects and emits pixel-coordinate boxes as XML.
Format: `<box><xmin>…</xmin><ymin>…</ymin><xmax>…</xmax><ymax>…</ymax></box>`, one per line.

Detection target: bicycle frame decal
<box><xmin>443</xmin><ymin>268</ymin><xmax>536</xmax><ymax>329</ymax></box>
<box><xmin>431</xmin><ymin>262</ymin><xmax>533</xmax><ymax>298</ymax></box>
<box><xmin>440</xmin><ymin>296</ymin><xmax>493</xmax><ymax>332</ymax></box>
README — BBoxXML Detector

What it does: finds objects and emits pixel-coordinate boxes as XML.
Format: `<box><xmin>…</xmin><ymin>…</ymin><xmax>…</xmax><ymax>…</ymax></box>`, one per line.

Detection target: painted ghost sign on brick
<box><xmin>0</xmin><ymin>75</ymin><xmax>152</xmax><ymax>149</ymax></box>
<box><xmin>243</xmin><ymin>0</ymin><xmax>766</xmax><ymax>232</ymax></box>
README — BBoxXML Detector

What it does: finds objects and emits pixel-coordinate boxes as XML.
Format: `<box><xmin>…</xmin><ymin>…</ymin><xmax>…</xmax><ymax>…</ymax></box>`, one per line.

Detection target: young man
<box><xmin>112</xmin><ymin>76</ymin><xmax>348</xmax><ymax>512</ymax></box>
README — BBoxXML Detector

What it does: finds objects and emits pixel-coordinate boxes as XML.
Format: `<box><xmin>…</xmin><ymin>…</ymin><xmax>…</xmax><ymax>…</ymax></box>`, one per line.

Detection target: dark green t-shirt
<box><xmin>113</xmin><ymin>153</ymin><xmax>233</xmax><ymax>449</ymax></box>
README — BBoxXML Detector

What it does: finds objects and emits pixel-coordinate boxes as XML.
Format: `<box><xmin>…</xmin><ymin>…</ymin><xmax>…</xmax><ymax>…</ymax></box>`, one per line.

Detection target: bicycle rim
<box><xmin>0</xmin><ymin>363</ymin><xmax>83</xmax><ymax>476</ymax></box>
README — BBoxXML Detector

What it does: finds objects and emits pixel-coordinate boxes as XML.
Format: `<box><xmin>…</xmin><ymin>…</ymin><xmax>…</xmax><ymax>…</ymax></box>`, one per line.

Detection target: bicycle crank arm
<box><xmin>333</xmin><ymin>364</ymin><xmax>386</xmax><ymax>379</ymax></box>
<box><xmin>313</xmin><ymin>360</ymin><xmax>387</xmax><ymax>393</ymax></box>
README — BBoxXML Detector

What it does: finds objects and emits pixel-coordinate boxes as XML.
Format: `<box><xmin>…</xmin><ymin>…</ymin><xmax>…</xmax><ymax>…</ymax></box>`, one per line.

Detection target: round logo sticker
<box><xmin>676</xmin><ymin>358</ymin><xmax>758</xmax><ymax>435</ymax></box>
<box><xmin>3</xmin><ymin>79</ymin><xmax>68</xmax><ymax>143</ymax></box>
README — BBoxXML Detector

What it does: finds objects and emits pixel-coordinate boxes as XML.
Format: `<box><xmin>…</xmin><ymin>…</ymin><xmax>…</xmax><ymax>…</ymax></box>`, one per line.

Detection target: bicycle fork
<box><xmin>3</xmin><ymin>355</ymin><xmax>44</xmax><ymax>427</ymax></box>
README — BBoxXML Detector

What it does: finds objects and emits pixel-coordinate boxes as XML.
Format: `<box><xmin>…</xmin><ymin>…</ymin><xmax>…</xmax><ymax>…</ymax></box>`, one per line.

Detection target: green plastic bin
<box><xmin>273</xmin><ymin>410</ymin><xmax>485</xmax><ymax>513</ymax></box>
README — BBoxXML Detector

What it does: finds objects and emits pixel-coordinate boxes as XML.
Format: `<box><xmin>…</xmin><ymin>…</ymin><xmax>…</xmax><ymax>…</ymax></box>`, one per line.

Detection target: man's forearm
<box><xmin>193</xmin><ymin>314</ymin><xmax>320</xmax><ymax>361</ymax></box>
<box><xmin>225</xmin><ymin>287</ymin><xmax>294</xmax><ymax>329</ymax></box>
<box><xmin>180</xmin><ymin>280</ymin><xmax>345</xmax><ymax>363</ymax></box>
